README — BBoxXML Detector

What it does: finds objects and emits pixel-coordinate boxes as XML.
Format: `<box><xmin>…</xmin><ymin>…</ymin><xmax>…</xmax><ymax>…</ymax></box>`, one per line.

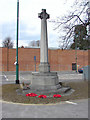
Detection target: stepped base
<box><xmin>16</xmin><ymin>71</ymin><xmax>71</xmax><ymax>95</ymax></box>
<box><xmin>30</xmin><ymin>72</ymin><xmax>61</xmax><ymax>91</ymax></box>
<box><xmin>17</xmin><ymin>72</ymin><xmax>71</xmax><ymax>95</ymax></box>
<box><xmin>22</xmin><ymin>86</ymin><xmax>71</xmax><ymax>95</ymax></box>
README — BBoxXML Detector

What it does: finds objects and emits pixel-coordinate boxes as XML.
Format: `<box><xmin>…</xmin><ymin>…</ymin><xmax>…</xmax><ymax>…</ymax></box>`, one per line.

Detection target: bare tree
<box><xmin>51</xmin><ymin>0</ymin><xmax>90</xmax><ymax>49</ymax></box>
<box><xmin>29</xmin><ymin>40</ymin><xmax>40</xmax><ymax>47</ymax></box>
<box><xmin>2</xmin><ymin>37</ymin><xmax>14</xmax><ymax>48</ymax></box>
<box><xmin>20</xmin><ymin>45</ymin><xmax>24</xmax><ymax>48</ymax></box>
<box><xmin>36</xmin><ymin>40</ymin><xmax>40</xmax><ymax>47</ymax></box>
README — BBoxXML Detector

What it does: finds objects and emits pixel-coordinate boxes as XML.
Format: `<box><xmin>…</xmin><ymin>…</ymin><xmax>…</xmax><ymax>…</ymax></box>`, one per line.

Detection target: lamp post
<box><xmin>16</xmin><ymin>0</ymin><xmax>19</xmax><ymax>84</ymax></box>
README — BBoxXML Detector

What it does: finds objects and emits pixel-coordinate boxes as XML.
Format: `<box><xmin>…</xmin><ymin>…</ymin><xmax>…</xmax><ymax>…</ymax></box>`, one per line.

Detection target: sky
<box><xmin>0</xmin><ymin>0</ymin><xmax>75</xmax><ymax>48</ymax></box>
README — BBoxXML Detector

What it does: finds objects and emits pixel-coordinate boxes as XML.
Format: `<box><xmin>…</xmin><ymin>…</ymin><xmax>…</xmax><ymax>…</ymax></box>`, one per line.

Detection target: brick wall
<box><xmin>0</xmin><ymin>48</ymin><xmax>2</xmax><ymax>71</ymax></box>
<box><xmin>0</xmin><ymin>47</ymin><xmax>89</xmax><ymax>71</ymax></box>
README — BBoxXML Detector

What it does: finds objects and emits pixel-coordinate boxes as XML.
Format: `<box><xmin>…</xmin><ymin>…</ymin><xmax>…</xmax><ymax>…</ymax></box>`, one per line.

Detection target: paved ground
<box><xmin>0</xmin><ymin>71</ymin><xmax>84</xmax><ymax>85</ymax></box>
<box><xmin>1</xmin><ymin>99</ymin><xmax>88</xmax><ymax>118</ymax></box>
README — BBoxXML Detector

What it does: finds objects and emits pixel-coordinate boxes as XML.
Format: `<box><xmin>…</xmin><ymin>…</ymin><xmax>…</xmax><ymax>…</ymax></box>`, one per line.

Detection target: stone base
<box><xmin>39</xmin><ymin>62</ymin><xmax>50</xmax><ymax>72</ymax></box>
<box><xmin>17</xmin><ymin>72</ymin><xmax>71</xmax><ymax>95</ymax></box>
<box><xmin>28</xmin><ymin>71</ymin><xmax>62</xmax><ymax>93</ymax></box>
<box><xmin>17</xmin><ymin>86</ymin><xmax>72</xmax><ymax>96</ymax></box>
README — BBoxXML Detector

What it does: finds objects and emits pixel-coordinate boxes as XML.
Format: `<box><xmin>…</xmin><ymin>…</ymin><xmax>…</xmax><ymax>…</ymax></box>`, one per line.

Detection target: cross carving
<box><xmin>38</xmin><ymin>9</ymin><xmax>50</xmax><ymax>19</ymax></box>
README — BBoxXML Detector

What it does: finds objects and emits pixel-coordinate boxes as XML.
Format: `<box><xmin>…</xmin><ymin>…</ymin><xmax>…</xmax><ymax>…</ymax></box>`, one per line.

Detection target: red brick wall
<box><xmin>2</xmin><ymin>48</ymin><xmax>8</xmax><ymax>71</ymax></box>
<box><xmin>88</xmin><ymin>50</ymin><xmax>90</xmax><ymax>65</ymax></box>
<box><xmin>0</xmin><ymin>47</ymin><xmax>88</xmax><ymax>71</ymax></box>
<box><xmin>0</xmin><ymin>48</ymin><xmax>2</xmax><ymax>71</ymax></box>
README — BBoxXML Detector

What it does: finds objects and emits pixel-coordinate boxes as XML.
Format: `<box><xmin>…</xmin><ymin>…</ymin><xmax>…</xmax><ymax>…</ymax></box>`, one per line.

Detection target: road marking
<box><xmin>66</xmin><ymin>101</ymin><xmax>77</xmax><ymax>105</ymax></box>
<box><xmin>1</xmin><ymin>74</ymin><xmax>12</xmax><ymax>81</ymax></box>
<box><xmin>20</xmin><ymin>76</ymin><xmax>25</xmax><ymax>80</ymax></box>
<box><xmin>0</xmin><ymin>100</ymin><xmax>66</xmax><ymax>106</ymax></box>
<box><xmin>4</xmin><ymin>75</ymin><xmax>8</xmax><ymax>81</ymax></box>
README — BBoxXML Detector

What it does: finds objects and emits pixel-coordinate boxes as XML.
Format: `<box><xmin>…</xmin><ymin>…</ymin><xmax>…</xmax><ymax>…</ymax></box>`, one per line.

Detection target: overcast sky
<box><xmin>0</xmin><ymin>0</ymin><xmax>76</xmax><ymax>48</ymax></box>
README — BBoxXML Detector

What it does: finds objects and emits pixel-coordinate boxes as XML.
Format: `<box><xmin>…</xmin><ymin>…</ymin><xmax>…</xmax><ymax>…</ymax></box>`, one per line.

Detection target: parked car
<box><xmin>78</xmin><ymin>67</ymin><xmax>83</xmax><ymax>73</ymax></box>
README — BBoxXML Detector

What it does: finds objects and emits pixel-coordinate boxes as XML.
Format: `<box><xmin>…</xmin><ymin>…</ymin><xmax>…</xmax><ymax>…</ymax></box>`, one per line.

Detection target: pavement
<box><xmin>0</xmin><ymin>99</ymin><xmax>88</xmax><ymax>118</ymax></box>
<box><xmin>0</xmin><ymin>71</ymin><xmax>84</xmax><ymax>85</ymax></box>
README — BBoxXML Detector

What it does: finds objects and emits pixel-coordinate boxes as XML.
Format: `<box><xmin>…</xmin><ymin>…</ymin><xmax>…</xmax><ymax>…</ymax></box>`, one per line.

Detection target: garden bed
<box><xmin>1</xmin><ymin>81</ymin><xmax>88</xmax><ymax>104</ymax></box>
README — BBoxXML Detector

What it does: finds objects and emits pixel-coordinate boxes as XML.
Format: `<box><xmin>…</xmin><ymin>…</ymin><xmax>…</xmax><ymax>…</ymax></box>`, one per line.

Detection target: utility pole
<box><xmin>16</xmin><ymin>0</ymin><xmax>19</xmax><ymax>84</ymax></box>
<box><xmin>75</xmin><ymin>35</ymin><xmax>78</xmax><ymax>73</ymax></box>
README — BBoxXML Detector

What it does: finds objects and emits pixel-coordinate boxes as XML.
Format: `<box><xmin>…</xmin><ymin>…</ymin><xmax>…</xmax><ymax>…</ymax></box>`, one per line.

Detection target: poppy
<box><xmin>53</xmin><ymin>94</ymin><xmax>61</xmax><ymax>98</ymax></box>
<box><xmin>38</xmin><ymin>95</ymin><xmax>47</xmax><ymax>98</ymax></box>
<box><xmin>26</xmin><ymin>93</ymin><xmax>37</xmax><ymax>97</ymax></box>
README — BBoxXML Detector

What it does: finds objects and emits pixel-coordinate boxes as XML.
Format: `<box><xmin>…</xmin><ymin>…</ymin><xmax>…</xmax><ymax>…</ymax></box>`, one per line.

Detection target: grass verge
<box><xmin>1</xmin><ymin>81</ymin><xmax>88</xmax><ymax>104</ymax></box>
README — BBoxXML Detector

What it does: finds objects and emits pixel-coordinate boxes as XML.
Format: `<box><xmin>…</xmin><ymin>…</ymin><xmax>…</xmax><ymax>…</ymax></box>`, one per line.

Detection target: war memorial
<box><xmin>20</xmin><ymin>9</ymin><xmax>71</xmax><ymax>95</ymax></box>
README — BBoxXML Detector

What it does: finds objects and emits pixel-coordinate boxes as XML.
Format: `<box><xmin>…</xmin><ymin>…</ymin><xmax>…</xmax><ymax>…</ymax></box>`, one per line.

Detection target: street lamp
<box><xmin>16</xmin><ymin>0</ymin><xmax>19</xmax><ymax>84</ymax></box>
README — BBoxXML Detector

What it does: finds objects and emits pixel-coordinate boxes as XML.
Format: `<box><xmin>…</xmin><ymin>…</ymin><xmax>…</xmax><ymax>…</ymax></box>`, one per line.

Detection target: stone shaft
<box><xmin>38</xmin><ymin>9</ymin><xmax>50</xmax><ymax>72</ymax></box>
<box><xmin>40</xmin><ymin>18</ymin><xmax>48</xmax><ymax>63</ymax></box>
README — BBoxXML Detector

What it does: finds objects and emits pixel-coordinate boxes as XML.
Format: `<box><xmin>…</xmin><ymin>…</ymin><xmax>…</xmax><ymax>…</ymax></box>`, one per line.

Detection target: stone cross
<box><xmin>29</xmin><ymin>9</ymin><xmax>68</xmax><ymax>94</ymax></box>
<box><xmin>38</xmin><ymin>9</ymin><xmax>50</xmax><ymax>72</ymax></box>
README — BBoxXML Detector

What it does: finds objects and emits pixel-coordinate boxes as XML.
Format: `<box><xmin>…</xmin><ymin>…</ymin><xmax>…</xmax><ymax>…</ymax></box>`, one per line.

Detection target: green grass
<box><xmin>1</xmin><ymin>81</ymin><xmax>88</xmax><ymax>104</ymax></box>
